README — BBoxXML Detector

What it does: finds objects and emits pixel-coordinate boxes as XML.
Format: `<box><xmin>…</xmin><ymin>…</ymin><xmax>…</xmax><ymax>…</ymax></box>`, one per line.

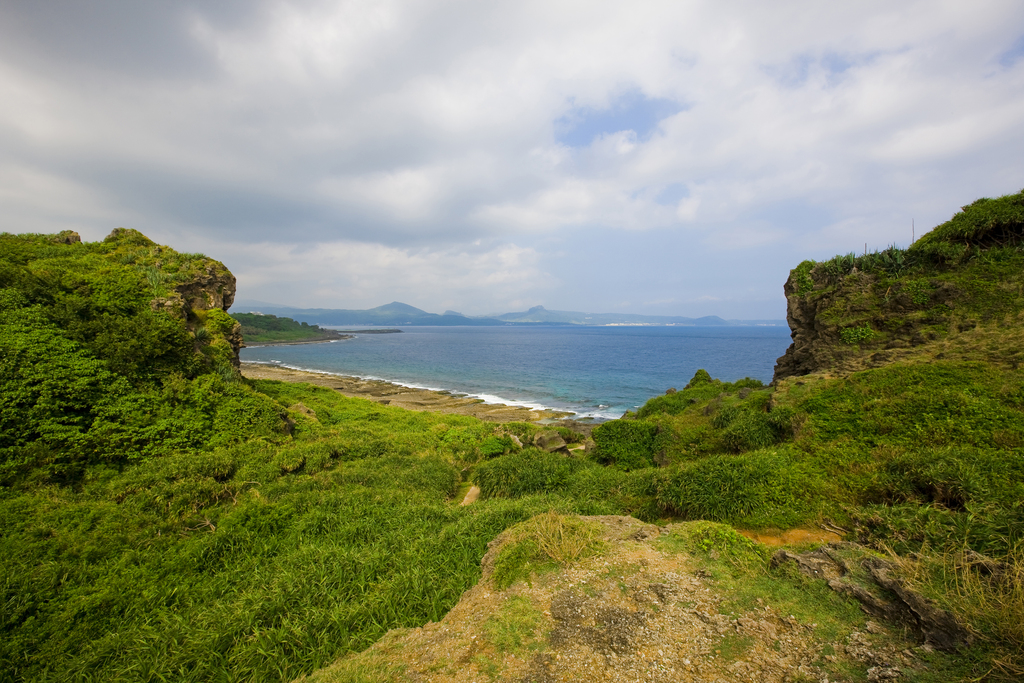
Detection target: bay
<box><xmin>239</xmin><ymin>325</ymin><xmax>793</xmax><ymax>419</ymax></box>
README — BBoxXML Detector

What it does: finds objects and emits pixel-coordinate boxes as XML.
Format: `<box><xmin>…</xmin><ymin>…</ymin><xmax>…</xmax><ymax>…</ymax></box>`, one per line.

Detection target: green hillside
<box><xmin>233</xmin><ymin>312</ymin><xmax>346</xmax><ymax>344</ymax></box>
<box><xmin>2</xmin><ymin>194</ymin><xmax>1023</xmax><ymax>682</ymax></box>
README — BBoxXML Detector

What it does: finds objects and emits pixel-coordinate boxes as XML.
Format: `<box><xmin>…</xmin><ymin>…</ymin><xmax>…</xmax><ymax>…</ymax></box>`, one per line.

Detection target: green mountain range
<box><xmin>232</xmin><ymin>300</ymin><xmax>786</xmax><ymax>327</ymax></box>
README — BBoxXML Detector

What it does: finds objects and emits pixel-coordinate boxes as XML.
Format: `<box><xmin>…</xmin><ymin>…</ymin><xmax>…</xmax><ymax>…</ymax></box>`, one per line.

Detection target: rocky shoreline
<box><xmin>240</xmin><ymin>362</ymin><xmax>574</xmax><ymax>422</ymax></box>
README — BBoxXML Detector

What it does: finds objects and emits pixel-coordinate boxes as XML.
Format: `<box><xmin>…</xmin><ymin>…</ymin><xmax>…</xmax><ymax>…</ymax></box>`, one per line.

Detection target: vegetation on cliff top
<box><xmin>776</xmin><ymin>188</ymin><xmax>1024</xmax><ymax>379</ymax></box>
<box><xmin>233</xmin><ymin>312</ymin><xmax>347</xmax><ymax>344</ymax></box>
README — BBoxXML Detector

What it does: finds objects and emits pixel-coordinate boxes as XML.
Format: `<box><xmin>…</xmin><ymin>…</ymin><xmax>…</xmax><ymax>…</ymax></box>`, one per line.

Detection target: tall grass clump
<box><xmin>474</xmin><ymin>449</ymin><xmax>595</xmax><ymax>498</ymax></box>
<box><xmin>590</xmin><ymin>419</ymin><xmax>660</xmax><ymax>470</ymax></box>
<box><xmin>889</xmin><ymin>544</ymin><xmax>1024</xmax><ymax>680</ymax></box>
<box><xmin>653</xmin><ymin>450</ymin><xmax>821</xmax><ymax>528</ymax></box>
<box><xmin>490</xmin><ymin>512</ymin><xmax>605</xmax><ymax>589</ymax></box>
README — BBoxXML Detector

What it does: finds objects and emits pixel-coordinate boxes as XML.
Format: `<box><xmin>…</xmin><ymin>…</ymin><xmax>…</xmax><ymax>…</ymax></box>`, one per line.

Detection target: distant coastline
<box><xmin>243</xmin><ymin>335</ymin><xmax>353</xmax><ymax>348</ymax></box>
<box><xmin>331</xmin><ymin>329</ymin><xmax>403</xmax><ymax>334</ymax></box>
<box><xmin>233</xmin><ymin>300</ymin><xmax>786</xmax><ymax>329</ymax></box>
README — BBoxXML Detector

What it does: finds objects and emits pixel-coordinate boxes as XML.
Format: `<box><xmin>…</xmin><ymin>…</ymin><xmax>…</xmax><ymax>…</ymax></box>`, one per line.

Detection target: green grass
<box><xmin>0</xmin><ymin>432</ymin><xmax>616</xmax><ymax>682</ymax></box>
<box><xmin>490</xmin><ymin>512</ymin><xmax>606</xmax><ymax>589</ymax></box>
<box><xmin>482</xmin><ymin>595</ymin><xmax>546</xmax><ymax>654</ymax></box>
<box><xmin>4</xmin><ymin>203</ymin><xmax>1024</xmax><ymax>682</ymax></box>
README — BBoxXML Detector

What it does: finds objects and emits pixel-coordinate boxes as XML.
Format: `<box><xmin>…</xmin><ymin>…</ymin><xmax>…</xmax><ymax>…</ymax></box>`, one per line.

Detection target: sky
<box><xmin>2</xmin><ymin>1</ymin><xmax>1024</xmax><ymax>319</ymax></box>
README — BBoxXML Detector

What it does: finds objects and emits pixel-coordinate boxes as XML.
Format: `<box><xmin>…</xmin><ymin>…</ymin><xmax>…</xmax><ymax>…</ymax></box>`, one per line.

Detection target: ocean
<box><xmin>239</xmin><ymin>325</ymin><xmax>793</xmax><ymax>420</ymax></box>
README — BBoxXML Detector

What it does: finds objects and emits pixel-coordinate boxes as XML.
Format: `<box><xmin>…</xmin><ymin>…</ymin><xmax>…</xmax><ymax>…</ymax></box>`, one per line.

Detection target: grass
<box><xmin>491</xmin><ymin>512</ymin><xmax>606</xmax><ymax>589</ymax></box>
<box><xmin>5</xmin><ymin>201</ymin><xmax>1024</xmax><ymax>682</ymax></box>
<box><xmin>0</xmin><ymin>446</ymin><xmax>610</xmax><ymax>681</ymax></box>
<box><xmin>483</xmin><ymin>596</ymin><xmax>546</xmax><ymax>655</ymax></box>
<box><xmin>888</xmin><ymin>544</ymin><xmax>1024</xmax><ymax>679</ymax></box>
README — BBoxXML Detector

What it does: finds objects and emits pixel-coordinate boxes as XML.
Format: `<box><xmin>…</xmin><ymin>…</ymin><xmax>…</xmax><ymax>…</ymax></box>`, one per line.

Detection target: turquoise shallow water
<box><xmin>240</xmin><ymin>325</ymin><xmax>792</xmax><ymax>420</ymax></box>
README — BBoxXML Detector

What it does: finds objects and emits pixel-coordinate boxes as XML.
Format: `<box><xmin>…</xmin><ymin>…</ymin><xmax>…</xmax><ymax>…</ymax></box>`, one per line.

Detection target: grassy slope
<box><xmin>3</xmin><ymin>190</ymin><xmax>1024</xmax><ymax>682</ymax></box>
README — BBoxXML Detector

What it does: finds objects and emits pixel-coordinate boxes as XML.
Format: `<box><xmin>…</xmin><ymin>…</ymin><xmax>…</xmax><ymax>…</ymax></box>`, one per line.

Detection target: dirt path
<box><xmin>460</xmin><ymin>486</ymin><xmax>481</xmax><ymax>506</ymax></box>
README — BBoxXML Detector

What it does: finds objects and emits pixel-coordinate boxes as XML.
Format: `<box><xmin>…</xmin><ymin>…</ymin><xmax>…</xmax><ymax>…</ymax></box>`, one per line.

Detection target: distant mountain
<box><xmin>486</xmin><ymin>305</ymin><xmax>738</xmax><ymax>326</ymax></box>
<box><xmin>231</xmin><ymin>300</ymin><xmax>786</xmax><ymax>327</ymax></box>
<box><xmin>232</xmin><ymin>301</ymin><xmax>503</xmax><ymax>326</ymax></box>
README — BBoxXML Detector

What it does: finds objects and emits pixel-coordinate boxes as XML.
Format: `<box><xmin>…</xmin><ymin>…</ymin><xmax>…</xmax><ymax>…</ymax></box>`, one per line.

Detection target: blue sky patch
<box><xmin>765</xmin><ymin>51</ymin><xmax>867</xmax><ymax>88</ymax></box>
<box><xmin>999</xmin><ymin>35</ymin><xmax>1024</xmax><ymax>67</ymax></box>
<box><xmin>655</xmin><ymin>183</ymin><xmax>690</xmax><ymax>206</ymax></box>
<box><xmin>555</xmin><ymin>90</ymin><xmax>685</xmax><ymax>147</ymax></box>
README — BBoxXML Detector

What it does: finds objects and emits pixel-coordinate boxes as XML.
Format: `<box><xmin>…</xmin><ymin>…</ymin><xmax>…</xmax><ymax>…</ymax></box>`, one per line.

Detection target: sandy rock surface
<box><xmin>303</xmin><ymin>517</ymin><xmax>922</xmax><ymax>683</ymax></box>
<box><xmin>240</xmin><ymin>363</ymin><xmax>574</xmax><ymax>422</ymax></box>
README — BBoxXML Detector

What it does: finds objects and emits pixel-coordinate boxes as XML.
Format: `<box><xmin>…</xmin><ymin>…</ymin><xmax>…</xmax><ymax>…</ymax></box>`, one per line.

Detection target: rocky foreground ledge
<box><xmin>299</xmin><ymin>515</ymin><xmax>966</xmax><ymax>683</ymax></box>
<box><xmin>240</xmin><ymin>363</ymin><xmax>574</xmax><ymax>422</ymax></box>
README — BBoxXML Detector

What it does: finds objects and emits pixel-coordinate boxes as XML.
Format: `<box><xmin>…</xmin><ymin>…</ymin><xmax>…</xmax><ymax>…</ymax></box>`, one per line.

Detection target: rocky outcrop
<box><xmin>771</xmin><ymin>261</ymin><xmax>972</xmax><ymax>382</ymax></box>
<box><xmin>771</xmin><ymin>544</ymin><xmax>972</xmax><ymax>652</ymax></box>
<box><xmin>149</xmin><ymin>266</ymin><xmax>241</xmax><ymax>366</ymax></box>
<box><xmin>100</xmin><ymin>228</ymin><xmax>243</xmax><ymax>368</ymax></box>
<box><xmin>173</xmin><ymin>263</ymin><xmax>236</xmax><ymax>312</ymax></box>
<box><xmin>50</xmin><ymin>230</ymin><xmax>82</xmax><ymax>245</ymax></box>
<box><xmin>306</xmin><ymin>517</ymin><xmax>934</xmax><ymax>683</ymax></box>
<box><xmin>534</xmin><ymin>430</ymin><xmax>570</xmax><ymax>454</ymax></box>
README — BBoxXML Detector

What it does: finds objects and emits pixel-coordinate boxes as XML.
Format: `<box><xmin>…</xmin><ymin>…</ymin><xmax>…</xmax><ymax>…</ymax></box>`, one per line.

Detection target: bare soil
<box><xmin>302</xmin><ymin>517</ymin><xmax>925</xmax><ymax>683</ymax></box>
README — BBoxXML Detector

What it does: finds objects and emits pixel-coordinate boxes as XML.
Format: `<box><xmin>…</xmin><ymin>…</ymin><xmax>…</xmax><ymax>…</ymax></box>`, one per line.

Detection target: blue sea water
<box><xmin>240</xmin><ymin>326</ymin><xmax>793</xmax><ymax>420</ymax></box>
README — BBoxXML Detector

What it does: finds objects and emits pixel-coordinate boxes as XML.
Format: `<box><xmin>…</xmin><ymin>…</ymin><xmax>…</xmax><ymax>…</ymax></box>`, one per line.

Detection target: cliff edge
<box><xmin>774</xmin><ymin>189</ymin><xmax>1024</xmax><ymax>382</ymax></box>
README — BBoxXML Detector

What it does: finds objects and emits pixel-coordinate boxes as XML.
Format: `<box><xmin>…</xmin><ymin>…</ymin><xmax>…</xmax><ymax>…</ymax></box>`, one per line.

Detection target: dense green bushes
<box><xmin>232</xmin><ymin>312</ymin><xmax>342</xmax><ymax>344</ymax></box>
<box><xmin>590</xmin><ymin>420</ymin><xmax>659</xmax><ymax>469</ymax></box>
<box><xmin>1</xmin><ymin>231</ymin><xmax>262</xmax><ymax>485</ymax></box>
<box><xmin>653</xmin><ymin>450</ymin><xmax>820</xmax><ymax>527</ymax></box>
<box><xmin>474</xmin><ymin>449</ymin><xmax>595</xmax><ymax>498</ymax></box>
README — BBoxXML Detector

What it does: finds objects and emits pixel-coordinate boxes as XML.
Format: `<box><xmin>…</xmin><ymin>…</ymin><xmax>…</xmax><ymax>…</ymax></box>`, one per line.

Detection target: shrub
<box><xmin>687</xmin><ymin>368</ymin><xmax>715</xmax><ymax>387</ymax></box>
<box><xmin>840</xmin><ymin>324</ymin><xmax>875</xmax><ymax>345</ymax></box>
<box><xmin>793</xmin><ymin>260</ymin><xmax>816</xmax><ymax>295</ymax></box>
<box><xmin>590</xmin><ymin>420</ymin><xmax>659</xmax><ymax>470</ymax></box>
<box><xmin>205</xmin><ymin>308</ymin><xmax>239</xmax><ymax>336</ymax></box>
<box><xmin>868</xmin><ymin>447</ymin><xmax>1023</xmax><ymax>512</ymax></box>
<box><xmin>654</xmin><ymin>451</ymin><xmax>816</xmax><ymax>526</ymax></box>
<box><xmin>479</xmin><ymin>434</ymin><xmax>519</xmax><ymax>458</ymax></box>
<box><xmin>720</xmin><ymin>411</ymin><xmax>776</xmax><ymax>452</ymax></box>
<box><xmin>638</xmin><ymin>371</ymin><xmax>762</xmax><ymax>418</ymax></box>
<box><xmin>474</xmin><ymin>449</ymin><xmax>592</xmax><ymax>498</ymax></box>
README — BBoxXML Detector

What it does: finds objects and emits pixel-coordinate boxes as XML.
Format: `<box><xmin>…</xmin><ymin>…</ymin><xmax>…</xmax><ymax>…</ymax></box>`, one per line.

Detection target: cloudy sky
<box><xmin>2</xmin><ymin>1</ymin><xmax>1023</xmax><ymax>318</ymax></box>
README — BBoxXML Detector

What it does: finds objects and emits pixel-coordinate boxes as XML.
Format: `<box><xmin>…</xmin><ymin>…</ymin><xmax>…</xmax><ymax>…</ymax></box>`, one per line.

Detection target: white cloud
<box><xmin>221</xmin><ymin>237</ymin><xmax>557</xmax><ymax>314</ymax></box>
<box><xmin>1</xmin><ymin>1</ymin><xmax>1023</xmax><ymax>316</ymax></box>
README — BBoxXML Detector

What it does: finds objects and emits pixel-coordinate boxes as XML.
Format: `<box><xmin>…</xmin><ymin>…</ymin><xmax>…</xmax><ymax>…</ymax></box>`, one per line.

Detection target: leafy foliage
<box><xmin>590</xmin><ymin>419</ymin><xmax>659</xmax><ymax>470</ymax></box>
<box><xmin>0</xmin><ymin>232</ymin><xmax>262</xmax><ymax>486</ymax></box>
<box><xmin>233</xmin><ymin>312</ymin><xmax>344</xmax><ymax>344</ymax></box>
<box><xmin>839</xmin><ymin>324</ymin><xmax>875</xmax><ymax>345</ymax></box>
